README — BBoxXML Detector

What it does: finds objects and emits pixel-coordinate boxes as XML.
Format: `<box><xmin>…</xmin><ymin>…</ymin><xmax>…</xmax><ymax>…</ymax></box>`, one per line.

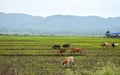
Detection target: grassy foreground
<box><xmin>0</xmin><ymin>35</ymin><xmax>120</xmax><ymax>75</ymax></box>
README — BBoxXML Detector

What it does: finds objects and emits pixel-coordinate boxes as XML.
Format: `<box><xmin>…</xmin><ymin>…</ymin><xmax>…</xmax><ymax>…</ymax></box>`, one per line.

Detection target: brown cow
<box><xmin>70</xmin><ymin>48</ymin><xmax>82</xmax><ymax>53</ymax></box>
<box><xmin>101</xmin><ymin>42</ymin><xmax>119</xmax><ymax>48</ymax></box>
<box><xmin>101</xmin><ymin>42</ymin><xmax>115</xmax><ymax>48</ymax></box>
<box><xmin>61</xmin><ymin>56</ymin><xmax>74</xmax><ymax>67</ymax></box>
<box><xmin>101</xmin><ymin>42</ymin><xmax>111</xmax><ymax>48</ymax></box>
<box><xmin>57</xmin><ymin>48</ymin><xmax>67</xmax><ymax>55</ymax></box>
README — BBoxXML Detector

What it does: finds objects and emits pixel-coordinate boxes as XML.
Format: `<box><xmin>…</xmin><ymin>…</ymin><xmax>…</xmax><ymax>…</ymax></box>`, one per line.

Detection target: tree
<box><xmin>105</xmin><ymin>31</ymin><xmax>110</xmax><ymax>37</ymax></box>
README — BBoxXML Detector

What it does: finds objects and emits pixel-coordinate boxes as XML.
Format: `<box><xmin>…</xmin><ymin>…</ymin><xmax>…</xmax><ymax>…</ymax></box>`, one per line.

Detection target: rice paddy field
<box><xmin>0</xmin><ymin>35</ymin><xmax>120</xmax><ymax>75</ymax></box>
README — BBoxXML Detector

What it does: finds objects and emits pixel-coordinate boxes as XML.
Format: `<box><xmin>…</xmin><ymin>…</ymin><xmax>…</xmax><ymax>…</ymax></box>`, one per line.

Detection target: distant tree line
<box><xmin>0</xmin><ymin>33</ymin><xmax>56</xmax><ymax>36</ymax></box>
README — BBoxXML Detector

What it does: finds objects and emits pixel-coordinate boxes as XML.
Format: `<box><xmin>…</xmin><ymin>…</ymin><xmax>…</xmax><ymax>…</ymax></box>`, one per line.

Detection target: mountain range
<box><xmin>0</xmin><ymin>12</ymin><xmax>120</xmax><ymax>36</ymax></box>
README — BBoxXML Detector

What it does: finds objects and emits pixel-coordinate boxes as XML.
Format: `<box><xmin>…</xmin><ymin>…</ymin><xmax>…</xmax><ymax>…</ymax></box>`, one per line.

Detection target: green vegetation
<box><xmin>0</xmin><ymin>35</ymin><xmax>120</xmax><ymax>75</ymax></box>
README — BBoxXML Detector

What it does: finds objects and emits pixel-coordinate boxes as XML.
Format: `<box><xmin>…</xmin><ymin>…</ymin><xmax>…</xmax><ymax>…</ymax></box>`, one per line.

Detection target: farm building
<box><xmin>107</xmin><ymin>32</ymin><xmax>120</xmax><ymax>37</ymax></box>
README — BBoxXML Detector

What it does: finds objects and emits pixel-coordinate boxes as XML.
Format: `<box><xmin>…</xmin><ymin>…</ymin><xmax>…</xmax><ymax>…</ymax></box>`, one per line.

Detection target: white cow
<box><xmin>114</xmin><ymin>43</ymin><xmax>119</xmax><ymax>47</ymax></box>
<box><xmin>61</xmin><ymin>56</ymin><xmax>74</xmax><ymax>67</ymax></box>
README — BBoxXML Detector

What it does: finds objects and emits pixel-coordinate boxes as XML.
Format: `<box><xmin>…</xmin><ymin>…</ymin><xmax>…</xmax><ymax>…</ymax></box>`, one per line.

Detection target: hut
<box><xmin>107</xmin><ymin>32</ymin><xmax>120</xmax><ymax>37</ymax></box>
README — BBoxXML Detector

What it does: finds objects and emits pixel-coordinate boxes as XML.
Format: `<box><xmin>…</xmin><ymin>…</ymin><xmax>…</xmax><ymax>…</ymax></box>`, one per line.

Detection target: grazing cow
<box><xmin>61</xmin><ymin>56</ymin><xmax>74</xmax><ymax>67</ymax></box>
<box><xmin>112</xmin><ymin>43</ymin><xmax>115</xmax><ymax>48</ymax></box>
<box><xmin>101</xmin><ymin>42</ymin><xmax>111</xmax><ymax>48</ymax></box>
<box><xmin>52</xmin><ymin>45</ymin><xmax>60</xmax><ymax>49</ymax></box>
<box><xmin>62</xmin><ymin>44</ymin><xmax>69</xmax><ymax>48</ymax></box>
<box><xmin>112</xmin><ymin>43</ymin><xmax>119</xmax><ymax>48</ymax></box>
<box><xmin>114</xmin><ymin>43</ymin><xmax>119</xmax><ymax>47</ymax></box>
<box><xmin>57</xmin><ymin>48</ymin><xmax>67</xmax><ymax>55</ymax></box>
<box><xmin>70</xmin><ymin>48</ymin><xmax>82</xmax><ymax>53</ymax></box>
<box><xmin>101</xmin><ymin>42</ymin><xmax>118</xmax><ymax>48</ymax></box>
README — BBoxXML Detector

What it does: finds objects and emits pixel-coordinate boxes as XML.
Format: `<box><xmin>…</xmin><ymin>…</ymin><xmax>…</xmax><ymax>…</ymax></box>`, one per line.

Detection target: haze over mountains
<box><xmin>0</xmin><ymin>12</ymin><xmax>120</xmax><ymax>36</ymax></box>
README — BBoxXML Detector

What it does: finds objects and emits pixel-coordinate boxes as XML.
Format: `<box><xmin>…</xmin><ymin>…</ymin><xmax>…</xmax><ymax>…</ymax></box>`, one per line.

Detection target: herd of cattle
<box><xmin>52</xmin><ymin>42</ymin><xmax>119</xmax><ymax>67</ymax></box>
<box><xmin>52</xmin><ymin>44</ymin><xmax>82</xmax><ymax>55</ymax></box>
<box><xmin>52</xmin><ymin>42</ymin><xmax>119</xmax><ymax>55</ymax></box>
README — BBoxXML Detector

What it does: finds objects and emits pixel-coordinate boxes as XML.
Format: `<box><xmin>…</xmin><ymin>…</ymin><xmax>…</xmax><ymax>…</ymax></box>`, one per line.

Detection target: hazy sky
<box><xmin>0</xmin><ymin>0</ymin><xmax>120</xmax><ymax>18</ymax></box>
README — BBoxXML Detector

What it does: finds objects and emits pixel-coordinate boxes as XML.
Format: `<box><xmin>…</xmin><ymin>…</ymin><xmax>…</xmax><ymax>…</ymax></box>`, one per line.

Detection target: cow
<box><xmin>70</xmin><ymin>48</ymin><xmax>82</xmax><ymax>53</ymax></box>
<box><xmin>62</xmin><ymin>44</ymin><xmax>69</xmax><ymax>48</ymax></box>
<box><xmin>52</xmin><ymin>45</ymin><xmax>60</xmax><ymax>49</ymax></box>
<box><xmin>61</xmin><ymin>56</ymin><xmax>74</xmax><ymax>67</ymax></box>
<box><xmin>101</xmin><ymin>42</ymin><xmax>118</xmax><ymax>48</ymax></box>
<box><xmin>112</xmin><ymin>43</ymin><xmax>115</xmax><ymax>48</ymax></box>
<box><xmin>57</xmin><ymin>48</ymin><xmax>67</xmax><ymax>55</ymax></box>
<box><xmin>101</xmin><ymin>42</ymin><xmax>111</xmax><ymax>48</ymax></box>
<box><xmin>112</xmin><ymin>43</ymin><xmax>119</xmax><ymax>48</ymax></box>
<box><xmin>114</xmin><ymin>43</ymin><xmax>119</xmax><ymax>47</ymax></box>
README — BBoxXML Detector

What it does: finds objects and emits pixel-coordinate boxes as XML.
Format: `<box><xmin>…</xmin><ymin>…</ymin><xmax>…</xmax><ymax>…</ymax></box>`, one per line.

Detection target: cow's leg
<box><xmin>61</xmin><ymin>61</ymin><xmax>66</xmax><ymax>67</ymax></box>
<box><xmin>71</xmin><ymin>59</ymin><xmax>74</xmax><ymax>65</ymax></box>
<box><xmin>66</xmin><ymin>62</ymin><xmax>69</xmax><ymax>67</ymax></box>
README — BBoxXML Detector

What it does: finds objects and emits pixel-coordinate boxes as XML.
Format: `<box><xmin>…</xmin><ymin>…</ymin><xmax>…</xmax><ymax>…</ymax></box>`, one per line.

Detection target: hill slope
<box><xmin>0</xmin><ymin>12</ymin><xmax>120</xmax><ymax>35</ymax></box>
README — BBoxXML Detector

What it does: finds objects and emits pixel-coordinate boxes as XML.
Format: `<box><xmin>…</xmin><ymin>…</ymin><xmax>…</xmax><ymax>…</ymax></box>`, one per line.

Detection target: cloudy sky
<box><xmin>0</xmin><ymin>0</ymin><xmax>120</xmax><ymax>18</ymax></box>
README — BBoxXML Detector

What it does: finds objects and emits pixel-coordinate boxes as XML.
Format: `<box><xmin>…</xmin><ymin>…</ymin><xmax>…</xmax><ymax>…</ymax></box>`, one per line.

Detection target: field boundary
<box><xmin>0</xmin><ymin>54</ymin><xmax>119</xmax><ymax>57</ymax></box>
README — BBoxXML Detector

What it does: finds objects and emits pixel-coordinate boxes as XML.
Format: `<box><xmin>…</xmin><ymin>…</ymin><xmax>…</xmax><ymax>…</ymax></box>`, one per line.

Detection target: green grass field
<box><xmin>0</xmin><ymin>35</ymin><xmax>120</xmax><ymax>75</ymax></box>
